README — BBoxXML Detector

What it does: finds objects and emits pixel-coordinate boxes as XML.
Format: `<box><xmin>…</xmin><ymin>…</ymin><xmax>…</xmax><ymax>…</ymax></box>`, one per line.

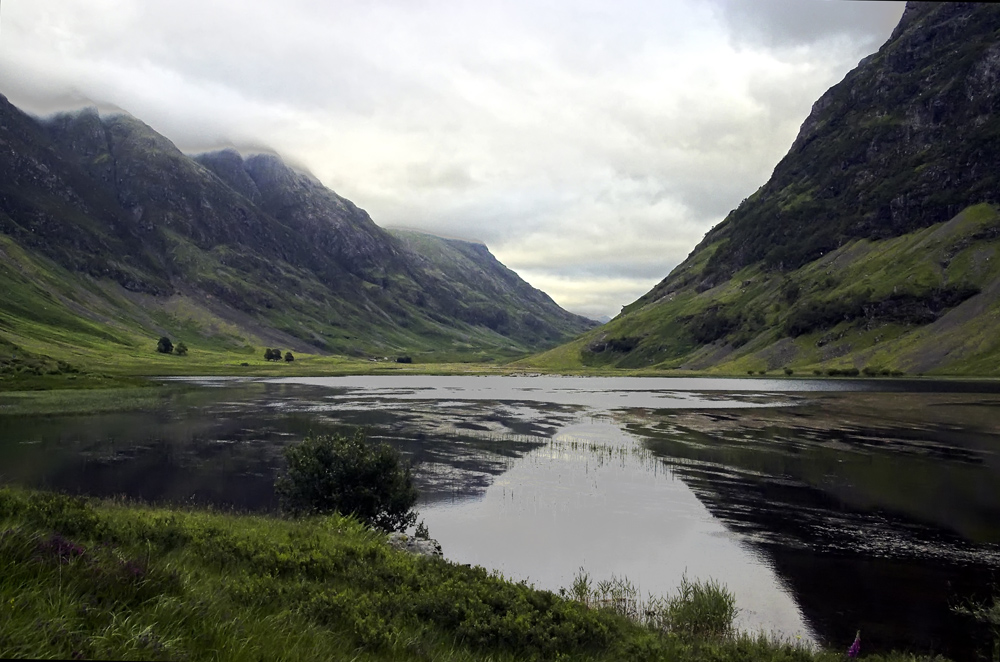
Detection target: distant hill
<box><xmin>0</xmin><ymin>96</ymin><xmax>594</xmax><ymax>371</ymax></box>
<box><xmin>523</xmin><ymin>2</ymin><xmax>1000</xmax><ymax>376</ymax></box>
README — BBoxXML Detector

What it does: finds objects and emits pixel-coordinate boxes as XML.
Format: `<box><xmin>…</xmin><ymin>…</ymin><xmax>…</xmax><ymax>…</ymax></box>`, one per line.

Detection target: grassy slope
<box><xmin>0</xmin><ymin>487</ymin><xmax>943</xmax><ymax>661</ymax></box>
<box><xmin>0</xmin><ymin>223</ymin><xmax>588</xmax><ymax>390</ymax></box>
<box><xmin>0</xmin><ymin>228</ymin><xmax>544</xmax><ymax>389</ymax></box>
<box><xmin>521</xmin><ymin>204</ymin><xmax>1000</xmax><ymax>376</ymax></box>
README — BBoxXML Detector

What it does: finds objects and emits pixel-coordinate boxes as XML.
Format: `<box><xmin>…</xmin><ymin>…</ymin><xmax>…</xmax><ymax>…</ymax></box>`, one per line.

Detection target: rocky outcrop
<box><xmin>386</xmin><ymin>533</ymin><xmax>443</xmax><ymax>558</ymax></box>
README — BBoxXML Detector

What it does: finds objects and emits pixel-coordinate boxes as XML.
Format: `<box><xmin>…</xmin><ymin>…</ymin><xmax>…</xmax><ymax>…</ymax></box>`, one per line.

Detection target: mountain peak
<box><xmin>243</xmin><ymin>152</ymin><xmax>322</xmax><ymax>192</ymax></box>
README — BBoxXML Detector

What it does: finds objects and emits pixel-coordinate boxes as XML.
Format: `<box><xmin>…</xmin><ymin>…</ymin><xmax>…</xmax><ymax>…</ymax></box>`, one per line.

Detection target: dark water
<box><xmin>2</xmin><ymin>375</ymin><xmax>999</xmax><ymax>659</ymax></box>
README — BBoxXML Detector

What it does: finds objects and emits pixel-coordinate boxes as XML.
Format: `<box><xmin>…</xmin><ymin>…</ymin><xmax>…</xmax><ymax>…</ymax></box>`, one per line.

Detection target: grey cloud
<box><xmin>512</xmin><ymin>270</ymin><xmax>662</xmax><ymax>320</ymax></box>
<box><xmin>514</xmin><ymin>258</ymin><xmax>682</xmax><ymax>282</ymax></box>
<box><xmin>400</xmin><ymin>163</ymin><xmax>477</xmax><ymax>191</ymax></box>
<box><xmin>710</xmin><ymin>0</ymin><xmax>904</xmax><ymax>50</ymax></box>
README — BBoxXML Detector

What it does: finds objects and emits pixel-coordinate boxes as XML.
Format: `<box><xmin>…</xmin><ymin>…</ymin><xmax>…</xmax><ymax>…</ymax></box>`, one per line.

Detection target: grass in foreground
<box><xmin>0</xmin><ymin>487</ymin><xmax>953</xmax><ymax>661</ymax></box>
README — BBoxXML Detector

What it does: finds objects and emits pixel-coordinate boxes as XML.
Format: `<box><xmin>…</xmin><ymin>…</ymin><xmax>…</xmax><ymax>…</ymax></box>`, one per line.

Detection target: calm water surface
<box><xmin>2</xmin><ymin>375</ymin><xmax>999</xmax><ymax>659</ymax></box>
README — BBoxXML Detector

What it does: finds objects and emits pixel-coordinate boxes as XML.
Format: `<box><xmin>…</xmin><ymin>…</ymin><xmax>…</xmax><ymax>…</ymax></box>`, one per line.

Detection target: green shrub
<box><xmin>825</xmin><ymin>367</ymin><xmax>861</xmax><ymax>377</ymax></box>
<box><xmin>953</xmin><ymin>594</ymin><xmax>1000</xmax><ymax>662</ymax></box>
<box><xmin>683</xmin><ymin>307</ymin><xmax>741</xmax><ymax>344</ymax></box>
<box><xmin>782</xmin><ymin>280</ymin><xmax>801</xmax><ymax>304</ymax></box>
<box><xmin>274</xmin><ymin>430</ymin><xmax>418</xmax><ymax>532</ymax></box>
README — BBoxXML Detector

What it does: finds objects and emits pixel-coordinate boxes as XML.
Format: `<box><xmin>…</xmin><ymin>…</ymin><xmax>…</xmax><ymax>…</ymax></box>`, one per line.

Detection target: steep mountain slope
<box><xmin>699</xmin><ymin>2</ymin><xmax>1000</xmax><ymax>281</ymax></box>
<box><xmin>525</xmin><ymin>2</ymin><xmax>1000</xmax><ymax>376</ymax></box>
<box><xmin>0</xmin><ymin>95</ymin><xmax>593</xmax><ymax>369</ymax></box>
<box><xmin>389</xmin><ymin>229</ymin><xmax>582</xmax><ymax>346</ymax></box>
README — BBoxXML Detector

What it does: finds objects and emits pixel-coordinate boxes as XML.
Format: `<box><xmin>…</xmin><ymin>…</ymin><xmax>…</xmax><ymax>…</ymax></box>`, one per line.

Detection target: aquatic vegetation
<box><xmin>563</xmin><ymin>568</ymin><xmax>737</xmax><ymax>639</ymax></box>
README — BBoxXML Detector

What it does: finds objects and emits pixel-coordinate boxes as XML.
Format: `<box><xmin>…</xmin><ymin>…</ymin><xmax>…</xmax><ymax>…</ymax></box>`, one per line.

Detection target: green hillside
<box><xmin>526</xmin><ymin>204</ymin><xmax>1000</xmax><ymax>375</ymax></box>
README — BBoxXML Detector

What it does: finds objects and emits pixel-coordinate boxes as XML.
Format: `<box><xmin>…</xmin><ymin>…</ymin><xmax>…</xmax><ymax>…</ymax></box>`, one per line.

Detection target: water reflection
<box><xmin>624</xmin><ymin>395</ymin><xmax>1000</xmax><ymax>660</ymax></box>
<box><xmin>421</xmin><ymin>421</ymin><xmax>815</xmax><ymax>642</ymax></box>
<box><xmin>2</xmin><ymin>376</ymin><xmax>1000</xmax><ymax>658</ymax></box>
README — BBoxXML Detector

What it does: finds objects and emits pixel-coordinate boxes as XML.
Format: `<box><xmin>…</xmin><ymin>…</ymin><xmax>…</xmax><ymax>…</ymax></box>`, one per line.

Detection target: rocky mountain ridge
<box><xmin>0</xmin><ymin>95</ymin><xmax>594</xmax><ymax>367</ymax></box>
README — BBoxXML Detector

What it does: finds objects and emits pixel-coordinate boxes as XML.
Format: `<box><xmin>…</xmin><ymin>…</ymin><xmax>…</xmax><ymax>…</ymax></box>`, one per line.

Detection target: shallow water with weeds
<box><xmin>2</xmin><ymin>375</ymin><xmax>1000</xmax><ymax>659</ymax></box>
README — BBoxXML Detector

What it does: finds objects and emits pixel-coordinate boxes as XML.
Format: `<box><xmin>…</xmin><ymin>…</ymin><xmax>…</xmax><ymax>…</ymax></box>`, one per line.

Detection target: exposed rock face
<box><xmin>193</xmin><ymin>148</ymin><xmax>263</xmax><ymax>205</ymax></box>
<box><xmin>386</xmin><ymin>533</ymin><xmax>443</xmax><ymax>558</ymax></box>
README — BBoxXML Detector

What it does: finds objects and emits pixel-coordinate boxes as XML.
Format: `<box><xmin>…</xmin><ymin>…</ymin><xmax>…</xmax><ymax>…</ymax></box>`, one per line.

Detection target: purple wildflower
<box><xmin>847</xmin><ymin>630</ymin><xmax>861</xmax><ymax>658</ymax></box>
<box><xmin>37</xmin><ymin>533</ymin><xmax>86</xmax><ymax>564</ymax></box>
<box><xmin>121</xmin><ymin>560</ymin><xmax>146</xmax><ymax>579</ymax></box>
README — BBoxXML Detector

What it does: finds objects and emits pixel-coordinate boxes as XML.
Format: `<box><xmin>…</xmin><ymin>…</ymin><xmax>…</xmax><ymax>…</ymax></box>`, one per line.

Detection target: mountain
<box><xmin>388</xmin><ymin>229</ymin><xmax>582</xmax><ymax>339</ymax></box>
<box><xmin>524</xmin><ymin>2</ymin><xmax>1000</xmax><ymax>376</ymax></box>
<box><xmin>0</xmin><ymin>95</ymin><xmax>594</xmax><ymax>372</ymax></box>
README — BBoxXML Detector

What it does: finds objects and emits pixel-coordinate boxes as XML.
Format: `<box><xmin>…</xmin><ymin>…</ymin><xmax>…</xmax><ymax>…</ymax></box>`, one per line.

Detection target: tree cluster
<box><xmin>156</xmin><ymin>337</ymin><xmax>188</xmax><ymax>355</ymax></box>
<box><xmin>264</xmin><ymin>348</ymin><xmax>293</xmax><ymax>362</ymax></box>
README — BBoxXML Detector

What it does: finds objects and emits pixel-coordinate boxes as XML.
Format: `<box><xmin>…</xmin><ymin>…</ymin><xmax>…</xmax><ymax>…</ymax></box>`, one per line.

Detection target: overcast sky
<box><xmin>0</xmin><ymin>0</ymin><xmax>904</xmax><ymax>319</ymax></box>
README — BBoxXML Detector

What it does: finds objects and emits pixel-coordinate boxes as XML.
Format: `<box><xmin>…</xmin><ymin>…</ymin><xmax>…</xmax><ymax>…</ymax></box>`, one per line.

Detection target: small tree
<box><xmin>284</xmin><ymin>351</ymin><xmax>294</xmax><ymax>362</ymax></box>
<box><xmin>264</xmin><ymin>348</ymin><xmax>282</xmax><ymax>361</ymax></box>
<box><xmin>175</xmin><ymin>342</ymin><xmax>188</xmax><ymax>356</ymax></box>
<box><xmin>156</xmin><ymin>336</ymin><xmax>173</xmax><ymax>354</ymax></box>
<box><xmin>275</xmin><ymin>429</ymin><xmax>418</xmax><ymax>532</ymax></box>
